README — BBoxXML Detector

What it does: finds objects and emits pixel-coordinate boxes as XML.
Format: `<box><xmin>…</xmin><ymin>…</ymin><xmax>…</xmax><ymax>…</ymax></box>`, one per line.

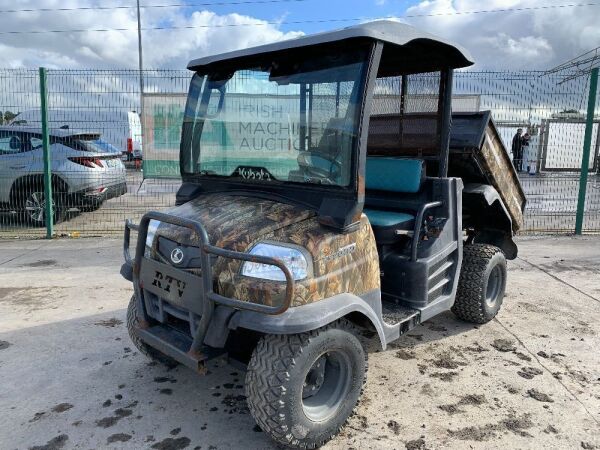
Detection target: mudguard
<box><xmin>463</xmin><ymin>183</ymin><xmax>518</xmax><ymax>259</ymax></box>
<box><xmin>227</xmin><ymin>290</ymin><xmax>388</xmax><ymax>349</ymax></box>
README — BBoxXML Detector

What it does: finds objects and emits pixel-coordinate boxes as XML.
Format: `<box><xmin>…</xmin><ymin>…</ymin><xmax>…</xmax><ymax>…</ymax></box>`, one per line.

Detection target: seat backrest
<box><xmin>365</xmin><ymin>157</ymin><xmax>424</xmax><ymax>193</ymax></box>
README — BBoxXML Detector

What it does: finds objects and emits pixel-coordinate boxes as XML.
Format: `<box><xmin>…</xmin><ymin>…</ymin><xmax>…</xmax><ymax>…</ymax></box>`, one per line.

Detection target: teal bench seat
<box><xmin>363</xmin><ymin>209</ymin><xmax>415</xmax><ymax>228</ymax></box>
<box><xmin>364</xmin><ymin>157</ymin><xmax>424</xmax><ymax>243</ymax></box>
<box><xmin>364</xmin><ymin>157</ymin><xmax>424</xmax><ymax>193</ymax></box>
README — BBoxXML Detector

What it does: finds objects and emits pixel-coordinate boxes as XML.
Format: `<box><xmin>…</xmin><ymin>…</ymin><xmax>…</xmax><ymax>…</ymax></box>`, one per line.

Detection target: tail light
<box><xmin>69</xmin><ymin>157</ymin><xmax>104</xmax><ymax>168</ymax></box>
<box><xmin>127</xmin><ymin>138</ymin><xmax>133</xmax><ymax>153</ymax></box>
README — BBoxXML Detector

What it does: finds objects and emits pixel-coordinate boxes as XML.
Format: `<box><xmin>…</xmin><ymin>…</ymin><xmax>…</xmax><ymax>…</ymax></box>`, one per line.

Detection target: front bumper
<box><xmin>121</xmin><ymin>213</ymin><xmax>295</xmax><ymax>372</ymax></box>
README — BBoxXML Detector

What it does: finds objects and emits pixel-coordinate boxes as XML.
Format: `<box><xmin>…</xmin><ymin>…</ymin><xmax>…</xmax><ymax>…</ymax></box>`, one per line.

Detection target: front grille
<box><xmin>155</xmin><ymin>236</ymin><xmax>204</xmax><ymax>269</ymax></box>
<box><xmin>144</xmin><ymin>289</ymin><xmax>200</xmax><ymax>337</ymax></box>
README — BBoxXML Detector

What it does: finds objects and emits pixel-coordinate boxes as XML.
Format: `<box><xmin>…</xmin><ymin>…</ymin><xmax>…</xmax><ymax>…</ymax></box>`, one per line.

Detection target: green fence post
<box><xmin>39</xmin><ymin>67</ymin><xmax>53</xmax><ymax>238</ymax></box>
<box><xmin>575</xmin><ymin>67</ymin><xmax>599</xmax><ymax>235</ymax></box>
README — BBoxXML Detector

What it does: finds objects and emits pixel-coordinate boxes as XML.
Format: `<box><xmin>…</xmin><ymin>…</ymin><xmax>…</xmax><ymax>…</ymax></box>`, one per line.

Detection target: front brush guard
<box><xmin>121</xmin><ymin>211</ymin><xmax>295</xmax><ymax>369</ymax></box>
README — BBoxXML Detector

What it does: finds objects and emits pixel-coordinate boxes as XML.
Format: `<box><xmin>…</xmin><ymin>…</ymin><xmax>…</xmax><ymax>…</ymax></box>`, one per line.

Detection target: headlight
<box><xmin>146</xmin><ymin>219</ymin><xmax>160</xmax><ymax>248</ymax></box>
<box><xmin>241</xmin><ymin>243</ymin><xmax>310</xmax><ymax>281</ymax></box>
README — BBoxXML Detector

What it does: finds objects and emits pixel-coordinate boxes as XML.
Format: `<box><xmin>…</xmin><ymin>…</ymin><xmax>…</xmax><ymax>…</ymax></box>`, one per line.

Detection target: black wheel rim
<box><xmin>486</xmin><ymin>264</ymin><xmax>503</xmax><ymax>308</ymax></box>
<box><xmin>301</xmin><ymin>350</ymin><xmax>352</xmax><ymax>422</ymax></box>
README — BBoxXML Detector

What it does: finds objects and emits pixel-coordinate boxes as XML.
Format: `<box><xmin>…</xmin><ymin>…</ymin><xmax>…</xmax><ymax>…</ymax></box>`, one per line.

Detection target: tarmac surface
<box><xmin>0</xmin><ymin>236</ymin><xmax>599</xmax><ymax>449</ymax></box>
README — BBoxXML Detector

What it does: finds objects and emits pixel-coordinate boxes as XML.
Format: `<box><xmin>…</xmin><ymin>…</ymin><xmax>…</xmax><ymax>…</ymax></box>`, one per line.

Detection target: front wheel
<box><xmin>245</xmin><ymin>320</ymin><xmax>367</xmax><ymax>449</ymax></box>
<box><xmin>452</xmin><ymin>243</ymin><xmax>507</xmax><ymax>324</ymax></box>
<box><xmin>126</xmin><ymin>295</ymin><xmax>177</xmax><ymax>367</ymax></box>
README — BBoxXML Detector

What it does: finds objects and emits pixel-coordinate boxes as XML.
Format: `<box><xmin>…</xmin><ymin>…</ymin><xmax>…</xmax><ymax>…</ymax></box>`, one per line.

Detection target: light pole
<box><xmin>136</xmin><ymin>0</ymin><xmax>144</xmax><ymax>171</ymax></box>
<box><xmin>136</xmin><ymin>0</ymin><xmax>144</xmax><ymax>95</ymax></box>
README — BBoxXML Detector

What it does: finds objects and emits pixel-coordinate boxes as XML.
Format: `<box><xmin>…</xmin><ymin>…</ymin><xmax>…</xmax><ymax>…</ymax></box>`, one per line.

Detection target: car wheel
<box><xmin>452</xmin><ymin>243</ymin><xmax>507</xmax><ymax>324</ymax></box>
<box><xmin>20</xmin><ymin>188</ymin><xmax>64</xmax><ymax>227</ymax></box>
<box><xmin>245</xmin><ymin>319</ymin><xmax>367</xmax><ymax>449</ymax></box>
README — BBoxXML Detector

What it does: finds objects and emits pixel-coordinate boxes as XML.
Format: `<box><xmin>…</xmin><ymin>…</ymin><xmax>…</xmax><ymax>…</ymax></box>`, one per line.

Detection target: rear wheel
<box><xmin>245</xmin><ymin>320</ymin><xmax>367</xmax><ymax>449</ymax></box>
<box><xmin>126</xmin><ymin>295</ymin><xmax>177</xmax><ymax>367</ymax></box>
<box><xmin>17</xmin><ymin>187</ymin><xmax>64</xmax><ymax>226</ymax></box>
<box><xmin>452</xmin><ymin>243</ymin><xmax>507</xmax><ymax>324</ymax></box>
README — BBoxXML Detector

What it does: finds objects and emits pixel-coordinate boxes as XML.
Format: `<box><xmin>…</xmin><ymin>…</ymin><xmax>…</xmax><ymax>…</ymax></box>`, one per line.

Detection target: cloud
<box><xmin>479</xmin><ymin>33</ymin><xmax>554</xmax><ymax>64</ymax></box>
<box><xmin>0</xmin><ymin>1</ymin><xmax>303</xmax><ymax>69</ymax></box>
<box><xmin>403</xmin><ymin>0</ymin><xmax>600</xmax><ymax>69</ymax></box>
<box><xmin>2</xmin><ymin>0</ymin><xmax>599</xmax><ymax>71</ymax></box>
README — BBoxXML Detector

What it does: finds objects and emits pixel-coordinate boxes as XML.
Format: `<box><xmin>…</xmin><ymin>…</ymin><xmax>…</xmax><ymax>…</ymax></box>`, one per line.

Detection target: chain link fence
<box><xmin>0</xmin><ymin>68</ymin><xmax>599</xmax><ymax>237</ymax></box>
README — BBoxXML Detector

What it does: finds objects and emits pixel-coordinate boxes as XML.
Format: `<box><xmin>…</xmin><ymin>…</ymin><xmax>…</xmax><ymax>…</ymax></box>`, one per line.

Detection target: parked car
<box><xmin>0</xmin><ymin>126</ymin><xmax>127</xmax><ymax>226</ymax></box>
<box><xmin>9</xmin><ymin>109</ymin><xmax>143</xmax><ymax>162</ymax></box>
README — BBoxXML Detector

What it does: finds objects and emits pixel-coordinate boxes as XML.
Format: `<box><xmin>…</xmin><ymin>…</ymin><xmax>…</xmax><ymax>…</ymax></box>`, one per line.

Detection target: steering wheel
<box><xmin>297</xmin><ymin>151</ymin><xmax>342</xmax><ymax>184</ymax></box>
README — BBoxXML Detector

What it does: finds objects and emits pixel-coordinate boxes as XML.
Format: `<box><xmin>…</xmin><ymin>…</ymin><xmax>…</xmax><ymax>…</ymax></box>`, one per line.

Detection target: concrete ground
<box><xmin>0</xmin><ymin>236</ymin><xmax>599</xmax><ymax>450</ymax></box>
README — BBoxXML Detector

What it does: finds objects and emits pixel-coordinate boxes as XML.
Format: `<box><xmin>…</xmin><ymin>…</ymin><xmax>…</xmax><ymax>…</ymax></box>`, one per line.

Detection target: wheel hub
<box><xmin>485</xmin><ymin>264</ymin><xmax>503</xmax><ymax>308</ymax></box>
<box><xmin>301</xmin><ymin>350</ymin><xmax>352</xmax><ymax>422</ymax></box>
<box><xmin>302</xmin><ymin>355</ymin><xmax>326</xmax><ymax>399</ymax></box>
<box><xmin>25</xmin><ymin>191</ymin><xmax>53</xmax><ymax>223</ymax></box>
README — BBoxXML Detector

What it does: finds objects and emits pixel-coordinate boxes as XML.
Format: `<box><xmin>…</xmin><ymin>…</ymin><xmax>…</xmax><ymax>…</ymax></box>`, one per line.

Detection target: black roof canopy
<box><xmin>187</xmin><ymin>20</ymin><xmax>474</xmax><ymax>75</ymax></box>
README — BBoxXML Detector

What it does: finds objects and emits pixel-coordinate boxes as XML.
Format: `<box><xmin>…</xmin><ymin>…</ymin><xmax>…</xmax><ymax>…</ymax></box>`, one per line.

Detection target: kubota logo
<box><xmin>170</xmin><ymin>247</ymin><xmax>184</xmax><ymax>264</ymax></box>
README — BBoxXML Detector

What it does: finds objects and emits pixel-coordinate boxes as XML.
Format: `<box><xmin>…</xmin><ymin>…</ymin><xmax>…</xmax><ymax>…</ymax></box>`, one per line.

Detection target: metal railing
<box><xmin>0</xmin><ymin>68</ymin><xmax>599</xmax><ymax>236</ymax></box>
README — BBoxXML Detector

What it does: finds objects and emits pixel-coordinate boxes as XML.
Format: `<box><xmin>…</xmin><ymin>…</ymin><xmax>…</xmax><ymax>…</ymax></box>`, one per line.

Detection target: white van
<box><xmin>10</xmin><ymin>109</ymin><xmax>143</xmax><ymax>162</ymax></box>
<box><xmin>125</xmin><ymin>111</ymin><xmax>143</xmax><ymax>161</ymax></box>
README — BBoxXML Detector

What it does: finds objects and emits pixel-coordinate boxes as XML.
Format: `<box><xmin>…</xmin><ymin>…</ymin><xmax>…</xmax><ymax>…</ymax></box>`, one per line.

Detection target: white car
<box><xmin>10</xmin><ymin>109</ymin><xmax>143</xmax><ymax>162</ymax></box>
<box><xmin>0</xmin><ymin>126</ymin><xmax>127</xmax><ymax>226</ymax></box>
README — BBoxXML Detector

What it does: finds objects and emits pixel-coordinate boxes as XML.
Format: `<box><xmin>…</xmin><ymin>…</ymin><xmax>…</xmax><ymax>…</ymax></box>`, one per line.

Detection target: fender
<box><xmin>228</xmin><ymin>290</ymin><xmax>388</xmax><ymax>349</ymax></box>
<box><xmin>463</xmin><ymin>183</ymin><xmax>518</xmax><ymax>259</ymax></box>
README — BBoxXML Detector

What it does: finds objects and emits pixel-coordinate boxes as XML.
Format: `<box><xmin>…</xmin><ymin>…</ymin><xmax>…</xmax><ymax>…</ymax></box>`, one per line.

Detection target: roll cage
<box><xmin>178</xmin><ymin>21</ymin><xmax>474</xmax><ymax>231</ymax></box>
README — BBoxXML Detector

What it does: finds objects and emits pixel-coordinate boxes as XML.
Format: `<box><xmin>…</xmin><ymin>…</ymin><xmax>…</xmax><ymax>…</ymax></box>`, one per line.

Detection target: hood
<box><xmin>155</xmin><ymin>193</ymin><xmax>315</xmax><ymax>252</ymax></box>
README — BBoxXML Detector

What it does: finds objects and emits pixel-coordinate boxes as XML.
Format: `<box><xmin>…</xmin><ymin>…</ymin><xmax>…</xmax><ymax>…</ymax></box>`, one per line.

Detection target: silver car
<box><xmin>0</xmin><ymin>126</ymin><xmax>127</xmax><ymax>226</ymax></box>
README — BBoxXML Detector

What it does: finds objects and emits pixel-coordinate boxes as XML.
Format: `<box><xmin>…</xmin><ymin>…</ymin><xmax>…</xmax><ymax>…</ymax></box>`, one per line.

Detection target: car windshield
<box><xmin>180</xmin><ymin>45</ymin><xmax>370</xmax><ymax>187</ymax></box>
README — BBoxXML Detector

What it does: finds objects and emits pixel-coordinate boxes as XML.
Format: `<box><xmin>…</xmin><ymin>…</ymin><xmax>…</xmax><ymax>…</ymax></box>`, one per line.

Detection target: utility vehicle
<box><xmin>121</xmin><ymin>21</ymin><xmax>525</xmax><ymax>449</ymax></box>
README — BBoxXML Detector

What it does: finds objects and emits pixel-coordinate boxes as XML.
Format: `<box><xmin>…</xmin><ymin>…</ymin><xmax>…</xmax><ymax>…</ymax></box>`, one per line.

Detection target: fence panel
<box><xmin>0</xmin><ymin>68</ymin><xmax>598</xmax><ymax>237</ymax></box>
<box><xmin>0</xmin><ymin>69</ymin><xmax>191</xmax><ymax>237</ymax></box>
<box><xmin>0</xmin><ymin>69</ymin><xmax>45</xmax><ymax>237</ymax></box>
<box><xmin>454</xmin><ymin>71</ymin><xmax>600</xmax><ymax>233</ymax></box>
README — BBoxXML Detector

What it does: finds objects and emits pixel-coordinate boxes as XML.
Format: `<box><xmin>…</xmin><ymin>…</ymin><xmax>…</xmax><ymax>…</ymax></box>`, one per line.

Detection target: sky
<box><xmin>1</xmin><ymin>0</ymin><xmax>599</xmax><ymax>70</ymax></box>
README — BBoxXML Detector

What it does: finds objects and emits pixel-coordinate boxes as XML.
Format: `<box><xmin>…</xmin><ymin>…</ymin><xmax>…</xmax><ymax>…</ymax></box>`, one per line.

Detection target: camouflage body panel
<box><xmin>477</xmin><ymin>123</ymin><xmax>526</xmax><ymax>232</ymax></box>
<box><xmin>154</xmin><ymin>193</ymin><xmax>380</xmax><ymax>308</ymax></box>
<box><xmin>154</xmin><ymin>193</ymin><xmax>314</xmax><ymax>250</ymax></box>
<box><xmin>216</xmin><ymin>214</ymin><xmax>380</xmax><ymax>307</ymax></box>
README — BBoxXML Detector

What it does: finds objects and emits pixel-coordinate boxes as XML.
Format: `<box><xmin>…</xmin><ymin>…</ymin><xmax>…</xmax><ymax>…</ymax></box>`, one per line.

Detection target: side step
<box><xmin>381</xmin><ymin>300</ymin><xmax>421</xmax><ymax>339</ymax></box>
<box><xmin>135</xmin><ymin>325</ymin><xmax>225</xmax><ymax>373</ymax></box>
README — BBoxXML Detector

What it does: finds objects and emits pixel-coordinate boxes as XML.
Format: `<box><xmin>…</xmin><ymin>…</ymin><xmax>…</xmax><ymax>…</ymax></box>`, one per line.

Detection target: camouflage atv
<box><xmin>121</xmin><ymin>21</ymin><xmax>525</xmax><ymax>449</ymax></box>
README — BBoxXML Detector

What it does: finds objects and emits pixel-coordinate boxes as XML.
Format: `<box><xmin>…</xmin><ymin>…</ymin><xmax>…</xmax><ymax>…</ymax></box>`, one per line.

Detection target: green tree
<box><xmin>0</xmin><ymin>110</ymin><xmax>19</xmax><ymax>124</ymax></box>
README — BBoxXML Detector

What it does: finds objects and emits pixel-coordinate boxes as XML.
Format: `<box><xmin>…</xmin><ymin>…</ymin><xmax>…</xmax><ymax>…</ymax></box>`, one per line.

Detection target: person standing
<box><xmin>511</xmin><ymin>128</ymin><xmax>523</xmax><ymax>172</ymax></box>
<box><xmin>521</xmin><ymin>132</ymin><xmax>531</xmax><ymax>172</ymax></box>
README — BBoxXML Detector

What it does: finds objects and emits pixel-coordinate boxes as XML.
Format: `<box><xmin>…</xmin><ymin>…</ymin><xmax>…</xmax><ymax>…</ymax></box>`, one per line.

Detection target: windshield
<box><xmin>180</xmin><ymin>46</ymin><xmax>370</xmax><ymax>187</ymax></box>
